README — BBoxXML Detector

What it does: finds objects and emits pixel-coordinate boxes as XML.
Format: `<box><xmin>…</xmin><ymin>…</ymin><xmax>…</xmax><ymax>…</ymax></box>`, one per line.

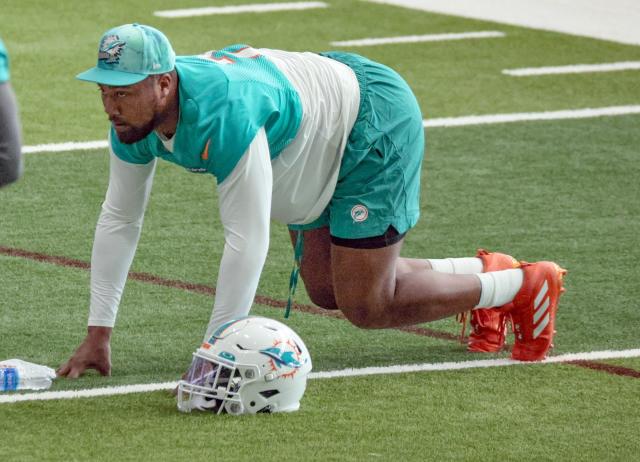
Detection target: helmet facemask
<box><xmin>177</xmin><ymin>354</ymin><xmax>261</xmax><ymax>415</ymax></box>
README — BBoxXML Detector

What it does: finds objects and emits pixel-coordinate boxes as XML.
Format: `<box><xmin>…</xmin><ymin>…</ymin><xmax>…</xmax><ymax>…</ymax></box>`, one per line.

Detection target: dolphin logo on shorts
<box><xmin>351</xmin><ymin>204</ymin><xmax>369</xmax><ymax>222</ymax></box>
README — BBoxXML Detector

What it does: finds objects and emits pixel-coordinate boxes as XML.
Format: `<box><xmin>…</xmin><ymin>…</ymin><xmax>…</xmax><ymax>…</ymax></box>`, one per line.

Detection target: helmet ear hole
<box><xmin>259</xmin><ymin>389</ymin><xmax>280</xmax><ymax>398</ymax></box>
<box><xmin>225</xmin><ymin>401</ymin><xmax>243</xmax><ymax>415</ymax></box>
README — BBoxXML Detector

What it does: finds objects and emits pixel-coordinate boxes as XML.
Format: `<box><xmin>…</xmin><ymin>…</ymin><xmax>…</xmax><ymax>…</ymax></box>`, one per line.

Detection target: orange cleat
<box><xmin>508</xmin><ymin>261</ymin><xmax>567</xmax><ymax>362</ymax></box>
<box><xmin>467</xmin><ymin>249</ymin><xmax>520</xmax><ymax>353</ymax></box>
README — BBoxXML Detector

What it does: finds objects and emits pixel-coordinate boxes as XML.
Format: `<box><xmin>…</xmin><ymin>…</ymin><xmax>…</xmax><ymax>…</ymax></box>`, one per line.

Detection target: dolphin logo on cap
<box><xmin>98</xmin><ymin>35</ymin><xmax>126</xmax><ymax>64</ymax></box>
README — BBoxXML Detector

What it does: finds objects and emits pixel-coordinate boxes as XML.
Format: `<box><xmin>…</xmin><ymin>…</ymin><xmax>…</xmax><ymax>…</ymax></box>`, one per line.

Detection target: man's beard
<box><xmin>114</xmin><ymin>117</ymin><xmax>157</xmax><ymax>144</ymax></box>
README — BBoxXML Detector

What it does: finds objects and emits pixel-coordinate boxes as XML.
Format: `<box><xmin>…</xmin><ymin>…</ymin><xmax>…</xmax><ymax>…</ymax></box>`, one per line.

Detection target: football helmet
<box><xmin>177</xmin><ymin>316</ymin><xmax>312</xmax><ymax>415</ymax></box>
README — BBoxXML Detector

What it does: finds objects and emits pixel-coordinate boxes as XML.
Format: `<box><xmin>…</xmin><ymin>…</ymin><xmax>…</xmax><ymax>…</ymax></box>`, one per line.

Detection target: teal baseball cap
<box><xmin>77</xmin><ymin>23</ymin><xmax>175</xmax><ymax>86</ymax></box>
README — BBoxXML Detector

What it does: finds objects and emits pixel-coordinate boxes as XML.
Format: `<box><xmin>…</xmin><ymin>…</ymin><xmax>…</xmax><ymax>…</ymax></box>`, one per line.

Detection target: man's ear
<box><xmin>157</xmin><ymin>72</ymin><xmax>173</xmax><ymax>98</ymax></box>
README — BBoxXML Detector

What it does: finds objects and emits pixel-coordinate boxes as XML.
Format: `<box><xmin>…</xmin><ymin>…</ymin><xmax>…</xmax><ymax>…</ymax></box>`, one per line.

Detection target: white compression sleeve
<box><xmin>475</xmin><ymin>269</ymin><xmax>523</xmax><ymax>309</ymax></box>
<box><xmin>427</xmin><ymin>258</ymin><xmax>484</xmax><ymax>274</ymax></box>
<box><xmin>88</xmin><ymin>147</ymin><xmax>156</xmax><ymax>327</ymax></box>
<box><xmin>204</xmin><ymin>127</ymin><xmax>272</xmax><ymax>340</ymax></box>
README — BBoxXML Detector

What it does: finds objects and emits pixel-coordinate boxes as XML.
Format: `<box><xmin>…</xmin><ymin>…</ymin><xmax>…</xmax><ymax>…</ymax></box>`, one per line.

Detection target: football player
<box><xmin>58</xmin><ymin>24</ymin><xmax>566</xmax><ymax>379</ymax></box>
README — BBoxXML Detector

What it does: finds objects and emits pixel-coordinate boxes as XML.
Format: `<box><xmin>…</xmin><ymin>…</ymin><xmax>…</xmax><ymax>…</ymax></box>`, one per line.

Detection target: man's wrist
<box><xmin>87</xmin><ymin>325</ymin><xmax>113</xmax><ymax>341</ymax></box>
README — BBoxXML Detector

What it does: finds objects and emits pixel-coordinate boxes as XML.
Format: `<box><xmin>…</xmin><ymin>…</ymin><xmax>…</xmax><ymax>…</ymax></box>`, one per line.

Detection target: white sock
<box><xmin>428</xmin><ymin>257</ymin><xmax>484</xmax><ymax>274</ymax></box>
<box><xmin>474</xmin><ymin>269</ymin><xmax>524</xmax><ymax>309</ymax></box>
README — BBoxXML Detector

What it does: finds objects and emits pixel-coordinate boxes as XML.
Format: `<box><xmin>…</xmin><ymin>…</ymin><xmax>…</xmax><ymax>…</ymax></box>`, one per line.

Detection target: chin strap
<box><xmin>284</xmin><ymin>230</ymin><xmax>304</xmax><ymax>318</ymax></box>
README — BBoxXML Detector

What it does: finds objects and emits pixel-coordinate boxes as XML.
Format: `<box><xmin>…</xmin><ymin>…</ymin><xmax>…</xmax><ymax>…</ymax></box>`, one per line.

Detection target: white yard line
<box><xmin>423</xmin><ymin>105</ymin><xmax>640</xmax><ymax>128</ymax></box>
<box><xmin>22</xmin><ymin>105</ymin><xmax>640</xmax><ymax>155</ymax></box>
<box><xmin>331</xmin><ymin>31</ymin><xmax>504</xmax><ymax>47</ymax></box>
<box><xmin>504</xmin><ymin>61</ymin><xmax>640</xmax><ymax>76</ymax></box>
<box><xmin>311</xmin><ymin>348</ymin><xmax>640</xmax><ymax>379</ymax></box>
<box><xmin>0</xmin><ymin>382</ymin><xmax>179</xmax><ymax>404</ymax></box>
<box><xmin>2</xmin><ymin>348</ymin><xmax>639</xmax><ymax>404</ymax></box>
<box><xmin>154</xmin><ymin>2</ymin><xmax>327</xmax><ymax>18</ymax></box>
<box><xmin>21</xmin><ymin>140</ymin><xmax>109</xmax><ymax>154</ymax></box>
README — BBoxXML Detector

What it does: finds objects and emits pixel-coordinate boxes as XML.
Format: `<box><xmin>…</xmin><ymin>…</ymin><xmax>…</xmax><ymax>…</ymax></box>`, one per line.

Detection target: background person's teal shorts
<box><xmin>289</xmin><ymin>51</ymin><xmax>425</xmax><ymax>243</ymax></box>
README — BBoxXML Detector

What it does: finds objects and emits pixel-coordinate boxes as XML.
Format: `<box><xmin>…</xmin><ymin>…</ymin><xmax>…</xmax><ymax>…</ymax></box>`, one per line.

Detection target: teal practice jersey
<box><xmin>110</xmin><ymin>45</ymin><xmax>303</xmax><ymax>183</ymax></box>
<box><xmin>0</xmin><ymin>39</ymin><xmax>9</xmax><ymax>83</ymax></box>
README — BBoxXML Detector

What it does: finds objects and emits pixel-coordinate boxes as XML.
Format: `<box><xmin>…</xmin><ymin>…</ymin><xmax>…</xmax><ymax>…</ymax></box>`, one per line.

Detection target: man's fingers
<box><xmin>59</xmin><ymin>364</ymin><xmax>110</xmax><ymax>379</ymax></box>
<box><xmin>57</xmin><ymin>360</ymin><xmax>86</xmax><ymax>379</ymax></box>
<box><xmin>58</xmin><ymin>332</ymin><xmax>112</xmax><ymax>380</ymax></box>
<box><xmin>56</xmin><ymin>362</ymin><xmax>70</xmax><ymax>377</ymax></box>
<box><xmin>66</xmin><ymin>366</ymin><xmax>83</xmax><ymax>379</ymax></box>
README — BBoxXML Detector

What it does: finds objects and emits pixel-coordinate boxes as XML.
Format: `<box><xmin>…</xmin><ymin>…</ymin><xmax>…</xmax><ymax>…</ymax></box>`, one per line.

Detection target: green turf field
<box><xmin>1</xmin><ymin>1</ymin><xmax>639</xmax><ymax>460</ymax></box>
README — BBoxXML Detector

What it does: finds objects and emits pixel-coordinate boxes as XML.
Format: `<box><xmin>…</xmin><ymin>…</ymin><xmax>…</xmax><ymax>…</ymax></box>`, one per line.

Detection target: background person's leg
<box><xmin>0</xmin><ymin>82</ymin><xmax>23</xmax><ymax>187</ymax></box>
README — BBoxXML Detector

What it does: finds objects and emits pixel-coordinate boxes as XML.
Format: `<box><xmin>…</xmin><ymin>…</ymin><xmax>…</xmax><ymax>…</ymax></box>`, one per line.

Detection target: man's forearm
<box><xmin>88</xmin><ymin>206</ymin><xmax>146</xmax><ymax>326</ymax></box>
<box><xmin>88</xmin><ymin>151</ymin><xmax>156</xmax><ymax>327</ymax></box>
<box><xmin>205</xmin><ymin>235</ymin><xmax>269</xmax><ymax>340</ymax></box>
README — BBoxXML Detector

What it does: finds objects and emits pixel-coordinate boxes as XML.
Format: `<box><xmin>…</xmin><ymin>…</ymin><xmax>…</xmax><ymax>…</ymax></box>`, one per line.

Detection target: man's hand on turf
<box><xmin>57</xmin><ymin>326</ymin><xmax>112</xmax><ymax>378</ymax></box>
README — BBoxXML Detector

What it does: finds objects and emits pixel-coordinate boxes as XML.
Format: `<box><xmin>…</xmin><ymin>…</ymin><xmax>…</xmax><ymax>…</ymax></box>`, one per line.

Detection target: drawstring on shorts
<box><xmin>284</xmin><ymin>229</ymin><xmax>304</xmax><ymax>318</ymax></box>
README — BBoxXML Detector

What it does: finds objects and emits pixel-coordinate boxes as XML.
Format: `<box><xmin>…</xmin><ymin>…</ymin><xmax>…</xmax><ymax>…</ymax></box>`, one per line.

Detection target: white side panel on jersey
<box><xmin>261</xmin><ymin>49</ymin><xmax>360</xmax><ymax>225</ymax></box>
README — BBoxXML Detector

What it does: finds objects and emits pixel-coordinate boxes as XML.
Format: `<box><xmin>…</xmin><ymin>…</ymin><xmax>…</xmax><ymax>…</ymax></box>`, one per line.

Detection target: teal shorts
<box><xmin>289</xmin><ymin>51</ymin><xmax>425</xmax><ymax>241</ymax></box>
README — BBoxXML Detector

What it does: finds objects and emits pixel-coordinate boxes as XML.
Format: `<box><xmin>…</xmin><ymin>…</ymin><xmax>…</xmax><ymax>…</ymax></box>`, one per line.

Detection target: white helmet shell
<box><xmin>177</xmin><ymin>316</ymin><xmax>312</xmax><ymax>415</ymax></box>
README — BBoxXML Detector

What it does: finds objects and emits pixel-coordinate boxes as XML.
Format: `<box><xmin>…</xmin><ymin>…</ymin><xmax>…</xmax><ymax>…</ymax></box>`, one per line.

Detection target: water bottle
<box><xmin>0</xmin><ymin>359</ymin><xmax>56</xmax><ymax>391</ymax></box>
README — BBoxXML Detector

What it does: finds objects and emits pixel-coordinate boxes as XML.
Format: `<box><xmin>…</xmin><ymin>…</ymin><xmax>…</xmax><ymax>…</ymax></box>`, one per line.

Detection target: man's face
<box><xmin>99</xmin><ymin>78</ymin><xmax>160</xmax><ymax>144</ymax></box>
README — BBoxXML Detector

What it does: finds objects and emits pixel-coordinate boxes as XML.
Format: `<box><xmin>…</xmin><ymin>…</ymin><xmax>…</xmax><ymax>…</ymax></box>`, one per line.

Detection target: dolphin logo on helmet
<box><xmin>259</xmin><ymin>346</ymin><xmax>304</xmax><ymax>368</ymax></box>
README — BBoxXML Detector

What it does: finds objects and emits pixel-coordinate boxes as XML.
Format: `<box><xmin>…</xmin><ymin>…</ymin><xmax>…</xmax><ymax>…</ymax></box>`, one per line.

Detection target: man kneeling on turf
<box><xmin>58</xmin><ymin>24</ymin><xmax>566</xmax><ymax>378</ymax></box>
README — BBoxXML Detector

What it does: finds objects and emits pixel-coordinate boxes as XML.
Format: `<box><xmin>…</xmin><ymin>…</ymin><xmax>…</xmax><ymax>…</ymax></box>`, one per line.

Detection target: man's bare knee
<box><xmin>339</xmin><ymin>299</ymin><xmax>390</xmax><ymax>329</ymax></box>
<box><xmin>305</xmin><ymin>286</ymin><xmax>338</xmax><ymax>310</ymax></box>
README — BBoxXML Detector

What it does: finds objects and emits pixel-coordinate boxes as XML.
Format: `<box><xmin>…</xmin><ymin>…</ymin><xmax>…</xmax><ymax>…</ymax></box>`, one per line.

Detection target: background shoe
<box><xmin>467</xmin><ymin>249</ymin><xmax>520</xmax><ymax>353</ymax></box>
<box><xmin>467</xmin><ymin>306</ymin><xmax>509</xmax><ymax>352</ymax></box>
